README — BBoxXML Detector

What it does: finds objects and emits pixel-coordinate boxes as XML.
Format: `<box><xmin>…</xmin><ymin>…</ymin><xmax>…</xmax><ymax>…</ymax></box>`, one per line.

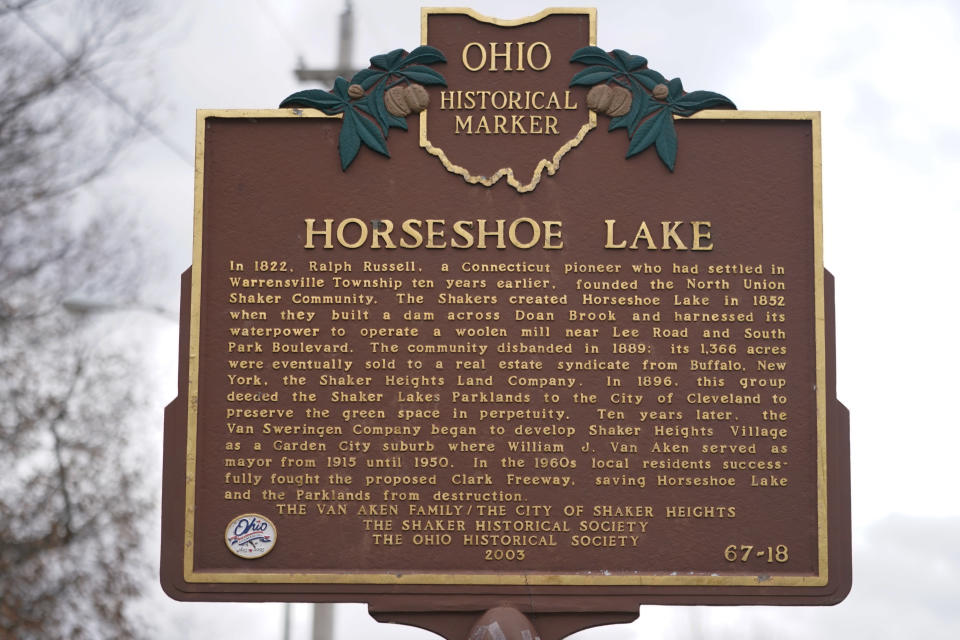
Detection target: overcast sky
<box><xmin>68</xmin><ymin>0</ymin><xmax>960</xmax><ymax>637</ymax></box>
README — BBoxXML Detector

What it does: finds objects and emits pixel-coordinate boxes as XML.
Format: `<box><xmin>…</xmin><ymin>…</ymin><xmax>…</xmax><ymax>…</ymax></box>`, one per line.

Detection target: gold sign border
<box><xmin>185</xmin><ymin>109</ymin><xmax>828</xmax><ymax>588</ymax></box>
<box><xmin>418</xmin><ymin>7</ymin><xmax>598</xmax><ymax>193</ymax></box>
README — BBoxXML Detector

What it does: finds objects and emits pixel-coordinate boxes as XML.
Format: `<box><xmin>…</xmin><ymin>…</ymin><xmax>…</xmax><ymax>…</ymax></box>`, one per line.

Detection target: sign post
<box><xmin>162</xmin><ymin>8</ymin><xmax>849</xmax><ymax>638</ymax></box>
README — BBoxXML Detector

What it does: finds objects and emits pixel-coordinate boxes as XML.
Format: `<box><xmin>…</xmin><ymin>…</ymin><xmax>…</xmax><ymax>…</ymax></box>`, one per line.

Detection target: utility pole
<box><xmin>294</xmin><ymin>0</ymin><xmax>360</xmax><ymax>86</ymax></box>
<box><xmin>289</xmin><ymin>3</ymin><xmax>360</xmax><ymax>638</ymax></box>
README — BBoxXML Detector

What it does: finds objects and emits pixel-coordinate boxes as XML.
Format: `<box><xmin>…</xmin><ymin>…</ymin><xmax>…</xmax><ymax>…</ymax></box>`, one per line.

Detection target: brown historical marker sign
<box><xmin>162</xmin><ymin>7</ymin><xmax>849</xmax><ymax>637</ymax></box>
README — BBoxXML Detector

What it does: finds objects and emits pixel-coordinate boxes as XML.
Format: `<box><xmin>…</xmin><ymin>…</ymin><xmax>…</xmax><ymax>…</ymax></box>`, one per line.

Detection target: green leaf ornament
<box><xmin>570</xmin><ymin>46</ymin><xmax>735</xmax><ymax>171</ymax></box>
<box><xmin>279</xmin><ymin>46</ymin><xmax>446</xmax><ymax>170</ymax></box>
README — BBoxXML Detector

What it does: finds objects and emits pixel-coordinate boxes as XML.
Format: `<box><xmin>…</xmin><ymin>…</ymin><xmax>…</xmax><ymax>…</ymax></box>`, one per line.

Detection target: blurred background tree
<box><xmin>0</xmin><ymin>1</ymin><xmax>157</xmax><ymax>637</ymax></box>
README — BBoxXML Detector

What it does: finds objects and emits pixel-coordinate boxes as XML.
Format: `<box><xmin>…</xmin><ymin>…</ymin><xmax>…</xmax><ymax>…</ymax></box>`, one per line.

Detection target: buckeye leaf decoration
<box><xmin>280</xmin><ymin>46</ymin><xmax>446</xmax><ymax>170</ymax></box>
<box><xmin>570</xmin><ymin>46</ymin><xmax>735</xmax><ymax>171</ymax></box>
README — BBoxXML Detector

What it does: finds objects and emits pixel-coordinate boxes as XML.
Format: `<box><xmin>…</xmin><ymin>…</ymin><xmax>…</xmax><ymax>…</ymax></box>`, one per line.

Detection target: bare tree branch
<box><xmin>0</xmin><ymin>2</ymin><xmax>156</xmax><ymax>637</ymax></box>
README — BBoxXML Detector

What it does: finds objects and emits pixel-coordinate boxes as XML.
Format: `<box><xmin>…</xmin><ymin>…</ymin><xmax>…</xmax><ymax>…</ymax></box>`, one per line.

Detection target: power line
<box><xmin>4</xmin><ymin>1</ymin><xmax>194</xmax><ymax>167</ymax></box>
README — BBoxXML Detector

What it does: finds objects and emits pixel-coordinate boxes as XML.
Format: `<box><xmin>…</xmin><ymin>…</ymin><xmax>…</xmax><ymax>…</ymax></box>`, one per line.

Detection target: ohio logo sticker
<box><xmin>225</xmin><ymin>513</ymin><xmax>277</xmax><ymax>559</ymax></box>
